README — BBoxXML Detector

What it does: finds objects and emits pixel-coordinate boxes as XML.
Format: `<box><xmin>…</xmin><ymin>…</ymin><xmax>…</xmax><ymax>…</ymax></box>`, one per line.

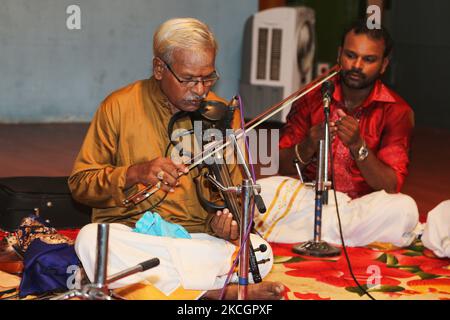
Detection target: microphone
<box><xmin>106</xmin><ymin>257</ymin><xmax>160</xmax><ymax>285</ymax></box>
<box><xmin>321</xmin><ymin>81</ymin><xmax>335</xmax><ymax>111</ymax></box>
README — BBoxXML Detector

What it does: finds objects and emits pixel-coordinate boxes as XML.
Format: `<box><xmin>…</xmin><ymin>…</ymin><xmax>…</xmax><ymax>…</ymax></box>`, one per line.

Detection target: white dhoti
<box><xmin>254</xmin><ymin>176</ymin><xmax>419</xmax><ymax>247</ymax></box>
<box><xmin>75</xmin><ymin>223</ymin><xmax>273</xmax><ymax>296</ymax></box>
<box><xmin>422</xmin><ymin>200</ymin><xmax>450</xmax><ymax>258</ymax></box>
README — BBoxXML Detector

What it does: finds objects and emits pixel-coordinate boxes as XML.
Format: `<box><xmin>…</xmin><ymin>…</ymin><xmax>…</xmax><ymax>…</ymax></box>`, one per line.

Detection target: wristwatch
<box><xmin>356</xmin><ymin>140</ymin><xmax>369</xmax><ymax>161</ymax></box>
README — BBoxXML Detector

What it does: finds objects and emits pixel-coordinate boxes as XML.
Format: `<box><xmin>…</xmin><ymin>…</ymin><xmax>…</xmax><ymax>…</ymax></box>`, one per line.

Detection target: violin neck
<box><xmin>212</xmin><ymin>163</ymin><xmax>243</xmax><ymax>226</ymax></box>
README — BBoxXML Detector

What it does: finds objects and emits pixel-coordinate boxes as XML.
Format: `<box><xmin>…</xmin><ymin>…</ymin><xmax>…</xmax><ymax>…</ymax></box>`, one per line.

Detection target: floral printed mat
<box><xmin>265</xmin><ymin>240</ymin><xmax>450</xmax><ymax>300</ymax></box>
<box><xmin>2</xmin><ymin>230</ymin><xmax>449</xmax><ymax>300</ymax></box>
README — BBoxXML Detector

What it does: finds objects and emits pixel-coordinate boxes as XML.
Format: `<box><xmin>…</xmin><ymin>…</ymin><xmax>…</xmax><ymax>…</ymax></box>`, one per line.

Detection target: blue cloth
<box><xmin>19</xmin><ymin>239</ymin><xmax>80</xmax><ymax>298</ymax></box>
<box><xmin>133</xmin><ymin>212</ymin><xmax>191</xmax><ymax>239</ymax></box>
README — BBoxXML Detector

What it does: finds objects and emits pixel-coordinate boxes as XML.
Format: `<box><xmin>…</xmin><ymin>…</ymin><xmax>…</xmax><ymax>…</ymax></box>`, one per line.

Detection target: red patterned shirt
<box><xmin>279</xmin><ymin>77</ymin><xmax>414</xmax><ymax>199</ymax></box>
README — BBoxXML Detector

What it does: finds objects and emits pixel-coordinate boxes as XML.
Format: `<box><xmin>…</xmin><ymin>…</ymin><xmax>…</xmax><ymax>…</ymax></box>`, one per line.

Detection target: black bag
<box><xmin>0</xmin><ymin>177</ymin><xmax>91</xmax><ymax>231</ymax></box>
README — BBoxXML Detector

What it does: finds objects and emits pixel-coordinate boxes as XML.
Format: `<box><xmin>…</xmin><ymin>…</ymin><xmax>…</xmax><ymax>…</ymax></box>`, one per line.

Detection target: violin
<box><xmin>188</xmin><ymin>96</ymin><xmax>265</xmax><ymax>283</ymax></box>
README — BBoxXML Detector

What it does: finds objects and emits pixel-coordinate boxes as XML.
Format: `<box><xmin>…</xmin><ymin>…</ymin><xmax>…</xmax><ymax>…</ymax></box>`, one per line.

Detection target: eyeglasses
<box><xmin>162</xmin><ymin>60</ymin><xmax>219</xmax><ymax>88</ymax></box>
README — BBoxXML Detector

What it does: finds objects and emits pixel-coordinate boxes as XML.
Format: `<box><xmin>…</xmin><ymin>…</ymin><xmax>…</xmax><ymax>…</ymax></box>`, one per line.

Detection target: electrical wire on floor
<box><xmin>328</xmin><ymin>129</ymin><xmax>376</xmax><ymax>300</ymax></box>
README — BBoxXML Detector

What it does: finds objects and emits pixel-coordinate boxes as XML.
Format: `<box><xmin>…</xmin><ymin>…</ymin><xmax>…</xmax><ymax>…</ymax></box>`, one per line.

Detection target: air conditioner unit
<box><xmin>239</xmin><ymin>7</ymin><xmax>316</xmax><ymax>122</ymax></box>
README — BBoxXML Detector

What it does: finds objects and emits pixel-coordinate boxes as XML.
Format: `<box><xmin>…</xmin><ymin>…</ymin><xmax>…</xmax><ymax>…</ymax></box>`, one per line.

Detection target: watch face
<box><xmin>358</xmin><ymin>146</ymin><xmax>369</xmax><ymax>160</ymax></box>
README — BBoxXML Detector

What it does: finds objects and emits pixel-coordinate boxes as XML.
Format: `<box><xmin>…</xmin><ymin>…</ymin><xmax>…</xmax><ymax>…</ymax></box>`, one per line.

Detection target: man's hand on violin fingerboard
<box><xmin>210</xmin><ymin>208</ymin><xmax>239</xmax><ymax>245</ymax></box>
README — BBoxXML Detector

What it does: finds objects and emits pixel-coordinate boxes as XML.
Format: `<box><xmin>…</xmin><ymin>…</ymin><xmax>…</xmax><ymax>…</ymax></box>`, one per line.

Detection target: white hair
<box><xmin>153</xmin><ymin>18</ymin><xmax>218</xmax><ymax>64</ymax></box>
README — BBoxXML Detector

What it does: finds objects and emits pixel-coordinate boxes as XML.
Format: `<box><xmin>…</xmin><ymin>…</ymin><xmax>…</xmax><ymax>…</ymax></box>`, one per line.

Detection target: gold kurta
<box><xmin>68</xmin><ymin>77</ymin><xmax>242</xmax><ymax>234</ymax></box>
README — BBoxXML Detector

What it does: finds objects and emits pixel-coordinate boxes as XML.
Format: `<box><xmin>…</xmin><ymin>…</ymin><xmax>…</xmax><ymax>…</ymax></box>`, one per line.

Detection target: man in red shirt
<box><xmin>255</xmin><ymin>21</ymin><xmax>420</xmax><ymax>247</ymax></box>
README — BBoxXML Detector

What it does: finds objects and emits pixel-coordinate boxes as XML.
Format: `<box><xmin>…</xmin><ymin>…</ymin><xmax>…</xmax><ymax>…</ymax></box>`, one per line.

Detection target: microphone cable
<box><xmin>327</xmin><ymin>123</ymin><xmax>376</xmax><ymax>300</ymax></box>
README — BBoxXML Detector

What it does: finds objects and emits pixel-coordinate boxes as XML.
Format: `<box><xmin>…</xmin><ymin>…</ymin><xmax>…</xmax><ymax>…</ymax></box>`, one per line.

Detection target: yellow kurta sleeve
<box><xmin>68</xmin><ymin>98</ymin><xmax>132</xmax><ymax>208</ymax></box>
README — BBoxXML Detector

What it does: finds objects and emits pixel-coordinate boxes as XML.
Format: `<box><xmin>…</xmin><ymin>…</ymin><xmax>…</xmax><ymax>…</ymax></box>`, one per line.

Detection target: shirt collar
<box><xmin>332</xmin><ymin>76</ymin><xmax>396</xmax><ymax>108</ymax></box>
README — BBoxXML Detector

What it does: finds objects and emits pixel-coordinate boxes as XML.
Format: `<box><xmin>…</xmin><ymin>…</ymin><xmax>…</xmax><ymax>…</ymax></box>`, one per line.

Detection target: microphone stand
<box><xmin>292</xmin><ymin>93</ymin><xmax>341</xmax><ymax>257</ymax></box>
<box><xmin>51</xmin><ymin>224</ymin><xmax>111</xmax><ymax>300</ymax></box>
<box><xmin>238</xmin><ymin>179</ymin><xmax>252</xmax><ymax>300</ymax></box>
<box><xmin>51</xmin><ymin>224</ymin><xmax>160</xmax><ymax>300</ymax></box>
<box><xmin>229</xmin><ymin>132</ymin><xmax>268</xmax><ymax>300</ymax></box>
<box><xmin>204</xmin><ymin>133</ymin><xmax>268</xmax><ymax>300</ymax></box>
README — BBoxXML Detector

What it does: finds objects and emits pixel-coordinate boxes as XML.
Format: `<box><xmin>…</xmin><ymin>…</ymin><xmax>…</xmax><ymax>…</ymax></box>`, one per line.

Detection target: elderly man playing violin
<box><xmin>69</xmin><ymin>18</ymin><xmax>284</xmax><ymax>300</ymax></box>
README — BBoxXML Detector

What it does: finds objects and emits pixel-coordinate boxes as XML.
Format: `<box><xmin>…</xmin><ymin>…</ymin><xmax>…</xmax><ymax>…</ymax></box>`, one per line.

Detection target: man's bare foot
<box><xmin>202</xmin><ymin>281</ymin><xmax>285</xmax><ymax>300</ymax></box>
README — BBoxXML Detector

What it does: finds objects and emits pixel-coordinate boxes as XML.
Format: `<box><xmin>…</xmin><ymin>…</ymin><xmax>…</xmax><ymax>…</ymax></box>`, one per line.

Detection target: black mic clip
<box><xmin>321</xmin><ymin>81</ymin><xmax>335</xmax><ymax>114</ymax></box>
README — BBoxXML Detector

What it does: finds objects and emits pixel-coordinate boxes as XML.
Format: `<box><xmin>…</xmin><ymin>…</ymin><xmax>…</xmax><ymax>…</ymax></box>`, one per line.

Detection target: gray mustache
<box><xmin>185</xmin><ymin>94</ymin><xmax>207</xmax><ymax>101</ymax></box>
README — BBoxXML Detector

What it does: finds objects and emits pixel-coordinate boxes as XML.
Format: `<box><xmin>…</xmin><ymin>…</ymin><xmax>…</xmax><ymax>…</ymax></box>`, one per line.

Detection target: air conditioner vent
<box><xmin>256</xmin><ymin>28</ymin><xmax>268</xmax><ymax>80</ymax></box>
<box><xmin>270</xmin><ymin>28</ymin><xmax>282</xmax><ymax>81</ymax></box>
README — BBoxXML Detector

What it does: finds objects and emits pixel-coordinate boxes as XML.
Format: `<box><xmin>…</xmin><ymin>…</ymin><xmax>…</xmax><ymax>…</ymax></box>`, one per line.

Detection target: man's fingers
<box><xmin>160</xmin><ymin>165</ymin><xmax>180</xmax><ymax>187</ymax></box>
<box><xmin>161</xmin><ymin>158</ymin><xmax>188</xmax><ymax>177</ymax></box>
<box><xmin>212</xmin><ymin>209</ymin><xmax>239</xmax><ymax>243</ymax></box>
<box><xmin>229</xmin><ymin>221</ymin><xmax>239</xmax><ymax>240</ymax></box>
<box><xmin>331</xmin><ymin>131</ymin><xmax>337</xmax><ymax>140</ymax></box>
<box><xmin>210</xmin><ymin>211</ymin><xmax>221</xmax><ymax>232</ymax></box>
<box><xmin>337</xmin><ymin>116</ymin><xmax>359</xmax><ymax>135</ymax></box>
<box><xmin>172</xmin><ymin>161</ymin><xmax>189</xmax><ymax>175</ymax></box>
<box><xmin>337</xmin><ymin>109</ymin><xmax>347</xmax><ymax>118</ymax></box>
<box><xmin>341</xmin><ymin>118</ymin><xmax>359</xmax><ymax>130</ymax></box>
<box><xmin>161</xmin><ymin>162</ymin><xmax>180</xmax><ymax>178</ymax></box>
<box><xmin>337</xmin><ymin>122</ymin><xmax>353</xmax><ymax>135</ymax></box>
<box><xmin>330</xmin><ymin>125</ymin><xmax>338</xmax><ymax>134</ymax></box>
<box><xmin>211</xmin><ymin>211</ymin><xmax>224</xmax><ymax>235</ymax></box>
<box><xmin>336</xmin><ymin>111</ymin><xmax>359</xmax><ymax>129</ymax></box>
<box><xmin>222</xmin><ymin>216</ymin><xmax>232</xmax><ymax>239</ymax></box>
<box><xmin>159</xmin><ymin>183</ymin><xmax>173</xmax><ymax>193</ymax></box>
<box><xmin>217</xmin><ymin>211</ymin><xmax>228</xmax><ymax>234</ymax></box>
<box><xmin>336</xmin><ymin>130</ymin><xmax>348</xmax><ymax>140</ymax></box>
<box><xmin>337</xmin><ymin>127</ymin><xmax>352</xmax><ymax>142</ymax></box>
